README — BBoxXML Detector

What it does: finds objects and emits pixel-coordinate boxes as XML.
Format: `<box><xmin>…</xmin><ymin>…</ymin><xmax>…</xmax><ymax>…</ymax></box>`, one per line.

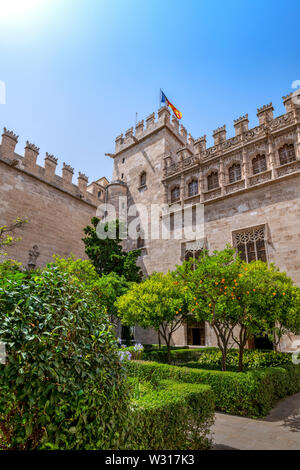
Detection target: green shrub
<box><xmin>123</xmin><ymin>378</ymin><xmax>214</xmax><ymax>450</ymax></box>
<box><xmin>143</xmin><ymin>344</ymin><xmax>188</xmax><ymax>352</ymax></box>
<box><xmin>143</xmin><ymin>347</ymin><xmax>293</xmax><ymax>370</ymax></box>
<box><xmin>0</xmin><ymin>266</ymin><xmax>130</xmax><ymax>450</ymax></box>
<box><xmin>195</xmin><ymin>348</ymin><xmax>293</xmax><ymax>371</ymax></box>
<box><xmin>126</xmin><ymin>360</ymin><xmax>300</xmax><ymax>418</ymax></box>
<box><xmin>143</xmin><ymin>347</ymin><xmax>216</xmax><ymax>364</ymax></box>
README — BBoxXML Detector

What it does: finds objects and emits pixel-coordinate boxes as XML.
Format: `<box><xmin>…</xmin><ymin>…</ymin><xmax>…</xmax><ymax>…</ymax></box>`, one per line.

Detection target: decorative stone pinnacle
<box><xmin>282</xmin><ymin>93</ymin><xmax>293</xmax><ymax>101</ymax></box>
<box><xmin>195</xmin><ymin>135</ymin><xmax>206</xmax><ymax>142</ymax></box>
<box><xmin>234</xmin><ymin>114</ymin><xmax>249</xmax><ymax>124</ymax></box>
<box><xmin>45</xmin><ymin>152</ymin><xmax>58</xmax><ymax>164</ymax></box>
<box><xmin>125</xmin><ymin>127</ymin><xmax>133</xmax><ymax>136</ymax></box>
<box><xmin>78</xmin><ymin>172</ymin><xmax>88</xmax><ymax>182</ymax></box>
<box><xmin>213</xmin><ymin>125</ymin><xmax>226</xmax><ymax>135</ymax></box>
<box><xmin>3</xmin><ymin>127</ymin><xmax>18</xmax><ymax>142</ymax></box>
<box><xmin>26</xmin><ymin>141</ymin><xmax>40</xmax><ymax>153</ymax></box>
<box><xmin>115</xmin><ymin>134</ymin><xmax>123</xmax><ymax>141</ymax></box>
<box><xmin>257</xmin><ymin>102</ymin><xmax>273</xmax><ymax>113</ymax></box>
<box><xmin>146</xmin><ymin>112</ymin><xmax>155</xmax><ymax>121</ymax></box>
<box><xmin>63</xmin><ymin>162</ymin><xmax>74</xmax><ymax>173</ymax></box>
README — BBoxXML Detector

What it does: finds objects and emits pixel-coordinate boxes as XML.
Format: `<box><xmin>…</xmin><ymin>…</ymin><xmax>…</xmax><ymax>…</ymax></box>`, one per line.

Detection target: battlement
<box><xmin>114</xmin><ymin>106</ymin><xmax>192</xmax><ymax>154</ymax></box>
<box><xmin>113</xmin><ymin>92</ymin><xmax>299</xmax><ymax>160</ymax></box>
<box><xmin>0</xmin><ymin>127</ymin><xmax>107</xmax><ymax>206</ymax></box>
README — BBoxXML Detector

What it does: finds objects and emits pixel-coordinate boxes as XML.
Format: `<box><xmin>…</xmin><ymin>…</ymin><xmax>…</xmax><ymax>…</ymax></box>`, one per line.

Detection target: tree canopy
<box><xmin>82</xmin><ymin>218</ymin><xmax>142</xmax><ymax>283</ymax></box>
<box><xmin>116</xmin><ymin>272</ymin><xmax>191</xmax><ymax>363</ymax></box>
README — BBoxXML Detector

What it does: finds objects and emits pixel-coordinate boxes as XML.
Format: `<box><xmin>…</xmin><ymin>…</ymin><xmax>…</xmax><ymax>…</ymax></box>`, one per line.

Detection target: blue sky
<box><xmin>0</xmin><ymin>0</ymin><xmax>299</xmax><ymax>182</ymax></box>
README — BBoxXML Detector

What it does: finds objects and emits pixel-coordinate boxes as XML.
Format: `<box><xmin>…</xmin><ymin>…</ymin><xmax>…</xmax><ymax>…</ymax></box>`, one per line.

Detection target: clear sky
<box><xmin>0</xmin><ymin>0</ymin><xmax>299</xmax><ymax>182</ymax></box>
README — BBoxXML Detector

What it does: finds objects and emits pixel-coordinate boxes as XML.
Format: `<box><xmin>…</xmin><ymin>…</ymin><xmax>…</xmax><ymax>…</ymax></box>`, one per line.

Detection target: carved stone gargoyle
<box><xmin>27</xmin><ymin>244</ymin><xmax>40</xmax><ymax>270</ymax></box>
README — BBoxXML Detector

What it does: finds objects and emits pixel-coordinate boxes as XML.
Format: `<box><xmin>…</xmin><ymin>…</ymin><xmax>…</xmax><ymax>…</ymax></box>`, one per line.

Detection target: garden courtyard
<box><xmin>0</xmin><ymin>218</ymin><xmax>300</xmax><ymax>450</ymax></box>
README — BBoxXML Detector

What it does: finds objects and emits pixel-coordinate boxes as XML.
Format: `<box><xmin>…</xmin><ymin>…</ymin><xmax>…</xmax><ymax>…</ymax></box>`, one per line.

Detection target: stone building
<box><xmin>107</xmin><ymin>92</ymin><xmax>300</xmax><ymax>351</ymax></box>
<box><xmin>0</xmin><ymin>128</ymin><xmax>108</xmax><ymax>267</ymax></box>
<box><xmin>1</xmin><ymin>91</ymin><xmax>300</xmax><ymax>351</ymax></box>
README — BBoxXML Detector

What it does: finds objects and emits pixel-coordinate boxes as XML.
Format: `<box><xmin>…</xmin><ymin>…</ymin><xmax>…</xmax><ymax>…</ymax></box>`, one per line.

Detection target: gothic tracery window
<box><xmin>233</xmin><ymin>226</ymin><xmax>267</xmax><ymax>263</ymax></box>
<box><xmin>228</xmin><ymin>163</ymin><xmax>241</xmax><ymax>183</ymax></box>
<box><xmin>207</xmin><ymin>171</ymin><xmax>219</xmax><ymax>190</ymax></box>
<box><xmin>188</xmin><ymin>179</ymin><xmax>198</xmax><ymax>197</ymax></box>
<box><xmin>278</xmin><ymin>144</ymin><xmax>296</xmax><ymax>166</ymax></box>
<box><xmin>252</xmin><ymin>154</ymin><xmax>267</xmax><ymax>175</ymax></box>
<box><xmin>171</xmin><ymin>186</ymin><xmax>180</xmax><ymax>203</ymax></box>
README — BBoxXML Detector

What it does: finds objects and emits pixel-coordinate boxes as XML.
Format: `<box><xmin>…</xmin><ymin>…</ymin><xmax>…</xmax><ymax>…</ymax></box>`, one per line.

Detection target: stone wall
<box><xmin>0</xmin><ymin>128</ymin><xmax>105</xmax><ymax>267</ymax></box>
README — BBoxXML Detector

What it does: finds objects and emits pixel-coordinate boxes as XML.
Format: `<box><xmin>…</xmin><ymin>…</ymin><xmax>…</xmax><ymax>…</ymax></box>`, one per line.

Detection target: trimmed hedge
<box><xmin>143</xmin><ymin>344</ymin><xmax>188</xmax><ymax>352</ymax></box>
<box><xmin>143</xmin><ymin>347</ymin><xmax>216</xmax><ymax>364</ymax></box>
<box><xmin>196</xmin><ymin>349</ymin><xmax>293</xmax><ymax>371</ymax></box>
<box><xmin>143</xmin><ymin>347</ymin><xmax>293</xmax><ymax>371</ymax></box>
<box><xmin>123</xmin><ymin>379</ymin><xmax>215</xmax><ymax>450</ymax></box>
<box><xmin>126</xmin><ymin>360</ymin><xmax>300</xmax><ymax>418</ymax></box>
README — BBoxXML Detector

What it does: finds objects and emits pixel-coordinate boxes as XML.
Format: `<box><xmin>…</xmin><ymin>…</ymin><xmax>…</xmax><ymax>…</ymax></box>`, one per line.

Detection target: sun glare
<box><xmin>0</xmin><ymin>0</ymin><xmax>41</xmax><ymax>19</ymax></box>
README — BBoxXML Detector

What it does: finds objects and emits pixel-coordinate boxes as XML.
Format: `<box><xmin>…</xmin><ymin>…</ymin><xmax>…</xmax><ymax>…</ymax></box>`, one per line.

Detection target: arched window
<box><xmin>140</xmin><ymin>172</ymin><xmax>146</xmax><ymax>187</ymax></box>
<box><xmin>188</xmin><ymin>179</ymin><xmax>198</xmax><ymax>197</ymax></box>
<box><xmin>137</xmin><ymin>236</ymin><xmax>145</xmax><ymax>249</ymax></box>
<box><xmin>279</xmin><ymin>144</ymin><xmax>296</xmax><ymax>166</ymax></box>
<box><xmin>171</xmin><ymin>186</ymin><xmax>180</xmax><ymax>203</ymax></box>
<box><xmin>228</xmin><ymin>163</ymin><xmax>241</xmax><ymax>183</ymax></box>
<box><xmin>207</xmin><ymin>172</ymin><xmax>219</xmax><ymax>190</ymax></box>
<box><xmin>252</xmin><ymin>155</ymin><xmax>267</xmax><ymax>175</ymax></box>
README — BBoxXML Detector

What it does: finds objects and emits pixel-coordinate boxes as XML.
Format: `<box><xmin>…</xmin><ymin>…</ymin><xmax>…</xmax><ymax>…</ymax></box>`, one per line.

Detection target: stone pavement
<box><xmin>213</xmin><ymin>392</ymin><xmax>300</xmax><ymax>450</ymax></box>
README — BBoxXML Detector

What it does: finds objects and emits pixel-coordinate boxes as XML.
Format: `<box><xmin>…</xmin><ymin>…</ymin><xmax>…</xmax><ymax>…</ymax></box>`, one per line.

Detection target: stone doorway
<box><xmin>187</xmin><ymin>320</ymin><xmax>205</xmax><ymax>346</ymax></box>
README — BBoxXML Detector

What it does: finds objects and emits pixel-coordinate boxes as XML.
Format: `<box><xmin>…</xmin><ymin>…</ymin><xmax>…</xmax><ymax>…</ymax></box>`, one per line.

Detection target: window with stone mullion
<box><xmin>188</xmin><ymin>180</ymin><xmax>198</xmax><ymax>197</ymax></box>
<box><xmin>279</xmin><ymin>144</ymin><xmax>296</xmax><ymax>166</ymax></box>
<box><xmin>229</xmin><ymin>164</ymin><xmax>241</xmax><ymax>183</ymax></box>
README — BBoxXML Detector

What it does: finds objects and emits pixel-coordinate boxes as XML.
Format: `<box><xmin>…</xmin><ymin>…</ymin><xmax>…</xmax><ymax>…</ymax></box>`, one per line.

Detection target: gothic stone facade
<box><xmin>1</xmin><ymin>92</ymin><xmax>300</xmax><ymax>351</ymax></box>
<box><xmin>108</xmin><ymin>93</ymin><xmax>300</xmax><ymax>351</ymax></box>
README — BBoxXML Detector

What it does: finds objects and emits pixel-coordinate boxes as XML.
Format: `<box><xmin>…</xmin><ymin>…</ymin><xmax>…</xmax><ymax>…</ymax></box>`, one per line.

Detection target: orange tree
<box><xmin>115</xmin><ymin>272</ymin><xmax>191</xmax><ymax>364</ymax></box>
<box><xmin>175</xmin><ymin>247</ymin><xmax>242</xmax><ymax>371</ymax></box>
<box><xmin>234</xmin><ymin>261</ymin><xmax>300</xmax><ymax>366</ymax></box>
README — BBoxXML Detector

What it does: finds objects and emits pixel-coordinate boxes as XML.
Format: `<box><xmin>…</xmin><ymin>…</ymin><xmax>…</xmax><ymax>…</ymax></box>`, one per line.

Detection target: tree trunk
<box><xmin>238</xmin><ymin>345</ymin><xmax>244</xmax><ymax>372</ymax></box>
<box><xmin>237</xmin><ymin>325</ymin><xmax>248</xmax><ymax>372</ymax></box>
<box><xmin>221</xmin><ymin>349</ymin><xmax>227</xmax><ymax>371</ymax></box>
<box><xmin>158</xmin><ymin>330</ymin><xmax>161</xmax><ymax>349</ymax></box>
<box><xmin>167</xmin><ymin>340</ymin><xmax>171</xmax><ymax>365</ymax></box>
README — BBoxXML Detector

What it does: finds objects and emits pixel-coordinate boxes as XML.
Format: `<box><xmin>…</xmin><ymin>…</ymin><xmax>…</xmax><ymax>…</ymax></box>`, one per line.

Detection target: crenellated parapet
<box><xmin>113</xmin><ymin>106</ymin><xmax>194</xmax><ymax>155</ymax></box>
<box><xmin>1</xmin><ymin>127</ymin><xmax>19</xmax><ymax>159</ymax></box>
<box><xmin>162</xmin><ymin>93</ymin><xmax>300</xmax><ymax>203</ymax></box>
<box><xmin>0</xmin><ymin>127</ymin><xmax>108</xmax><ymax>206</ymax></box>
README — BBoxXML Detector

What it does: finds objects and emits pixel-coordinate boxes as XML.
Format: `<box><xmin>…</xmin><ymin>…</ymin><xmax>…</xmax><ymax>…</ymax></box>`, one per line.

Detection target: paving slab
<box><xmin>212</xmin><ymin>392</ymin><xmax>300</xmax><ymax>450</ymax></box>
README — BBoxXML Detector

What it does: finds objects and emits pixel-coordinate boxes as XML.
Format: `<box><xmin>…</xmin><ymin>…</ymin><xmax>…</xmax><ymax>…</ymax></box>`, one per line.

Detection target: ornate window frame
<box><xmin>252</xmin><ymin>154</ymin><xmax>267</xmax><ymax>175</ymax></box>
<box><xmin>181</xmin><ymin>238</ymin><xmax>208</xmax><ymax>263</ymax></box>
<box><xmin>170</xmin><ymin>184</ymin><xmax>181</xmax><ymax>203</ymax></box>
<box><xmin>207</xmin><ymin>170</ymin><xmax>219</xmax><ymax>191</ymax></box>
<box><xmin>228</xmin><ymin>162</ymin><xmax>242</xmax><ymax>184</ymax></box>
<box><xmin>274</xmin><ymin>138</ymin><xmax>296</xmax><ymax>166</ymax></box>
<box><xmin>232</xmin><ymin>224</ymin><xmax>269</xmax><ymax>263</ymax></box>
<box><xmin>187</xmin><ymin>179</ymin><xmax>199</xmax><ymax>197</ymax></box>
<box><xmin>277</xmin><ymin>143</ymin><xmax>296</xmax><ymax>166</ymax></box>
